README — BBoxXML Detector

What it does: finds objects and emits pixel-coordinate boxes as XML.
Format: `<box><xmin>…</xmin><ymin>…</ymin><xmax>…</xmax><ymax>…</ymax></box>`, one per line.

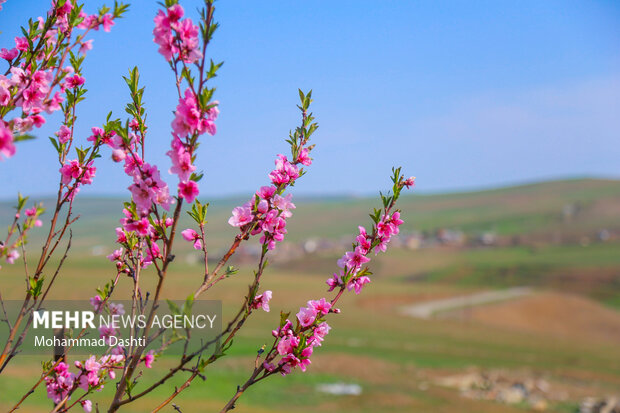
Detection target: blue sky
<box><xmin>1</xmin><ymin>0</ymin><xmax>619</xmax><ymax>199</ymax></box>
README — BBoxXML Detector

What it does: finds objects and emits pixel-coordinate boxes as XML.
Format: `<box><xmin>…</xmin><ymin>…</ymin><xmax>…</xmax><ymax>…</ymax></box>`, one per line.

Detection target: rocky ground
<box><xmin>433</xmin><ymin>369</ymin><xmax>620</xmax><ymax>412</ymax></box>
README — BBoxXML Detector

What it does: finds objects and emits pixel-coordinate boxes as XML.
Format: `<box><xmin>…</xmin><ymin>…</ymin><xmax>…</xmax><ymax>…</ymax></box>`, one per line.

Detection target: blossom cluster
<box><xmin>265</xmin><ymin>299</ymin><xmax>332</xmax><ymax>375</ymax></box>
<box><xmin>167</xmin><ymin>92</ymin><xmax>219</xmax><ymax>204</ymax></box>
<box><xmin>264</xmin><ymin>175</ymin><xmax>414</xmax><ymax>377</ymax></box>
<box><xmin>106</xmin><ymin>1</ymin><xmax>219</xmax><ymax>296</ymax></box>
<box><xmin>0</xmin><ymin>1</ymin><xmax>122</xmax><ymax>161</ymax></box>
<box><xmin>0</xmin><ymin>200</ymin><xmax>44</xmax><ymax>269</ymax></box>
<box><xmin>250</xmin><ymin>290</ymin><xmax>273</xmax><ymax>312</ymax></box>
<box><xmin>228</xmin><ymin>184</ymin><xmax>297</xmax><ymax>250</ymax></box>
<box><xmin>328</xmin><ymin>210</ymin><xmax>405</xmax><ymax>295</ymax></box>
<box><xmin>107</xmin><ymin>209</ymin><xmax>173</xmax><ymax>271</ymax></box>
<box><xmin>225</xmin><ymin>149</ymin><xmax>311</xmax><ymax>251</ymax></box>
<box><xmin>58</xmin><ymin>158</ymin><xmax>97</xmax><ymax>200</ymax></box>
<box><xmin>153</xmin><ymin>4</ymin><xmax>202</xmax><ymax>63</ymax></box>
<box><xmin>45</xmin><ymin>353</ymin><xmax>124</xmax><ymax>412</ymax></box>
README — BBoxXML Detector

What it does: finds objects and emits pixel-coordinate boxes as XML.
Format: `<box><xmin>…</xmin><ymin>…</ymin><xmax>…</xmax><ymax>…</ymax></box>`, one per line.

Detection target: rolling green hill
<box><xmin>2</xmin><ymin>178</ymin><xmax>618</xmax><ymax>250</ymax></box>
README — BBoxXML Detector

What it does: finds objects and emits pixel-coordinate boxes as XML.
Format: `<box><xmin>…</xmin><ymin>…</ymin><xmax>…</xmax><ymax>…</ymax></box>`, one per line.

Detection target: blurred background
<box><xmin>1</xmin><ymin>0</ymin><xmax>619</xmax><ymax>412</ymax></box>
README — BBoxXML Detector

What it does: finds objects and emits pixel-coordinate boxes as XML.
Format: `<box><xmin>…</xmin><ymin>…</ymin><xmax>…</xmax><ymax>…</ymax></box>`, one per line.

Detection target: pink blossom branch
<box><xmin>217</xmin><ymin>172</ymin><xmax>414</xmax><ymax>412</ymax></box>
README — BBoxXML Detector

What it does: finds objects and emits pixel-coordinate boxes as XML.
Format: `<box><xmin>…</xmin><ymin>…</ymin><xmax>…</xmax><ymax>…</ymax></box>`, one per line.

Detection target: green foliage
<box><xmin>187</xmin><ymin>200</ymin><xmax>209</xmax><ymax>225</ymax></box>
<box><xmin>28</xmin><ymin>277</ymin><xmax>44</xmax><ymax>298</ymax></box>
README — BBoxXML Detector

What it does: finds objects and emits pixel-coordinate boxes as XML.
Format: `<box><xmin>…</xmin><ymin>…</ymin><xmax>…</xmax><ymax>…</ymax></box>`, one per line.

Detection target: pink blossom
<box><xmin>30</xmin><ymin>114</ymin><xmax>46</xmax><ymax>128</ymax></box>
<box><xmin>176</xmin><ymin>18</ymin><xmax>202</xmax><ymax>63</ymax></box>
<box><xmin>79</xmin><ymin>39</ymin><xmax>93</xmax><ymax>54</ymax></box>
<box><xmin>389</xmin><ymin>211</ymin><xmax>404</xmax><ymax>232</ymax></box>
<box><xmin>82</xmin><ymin>161</ymin><xmax>96</xmax><ymax>185</ymax></box>
<box><xmin>296</xmin><ymin>305</ymin><xmax>317</xmax><ymax>328</ymax></box>
<box><xmin>13</xmin><ymin>117</ymin><xmax>34</xmax><ymax>133</ymax></box>
<box><xmin>145</xmin><ymin>241</ymin><xmax>162</xmax><ymax>265</ymax></box>
<box><xmin>181</xmin><ymin>228</ymin><xmax>203</xmax><ymax>250</ymax></box>
<box><xmin>374</xmin><ymin>236</ymin><xmax>389</xmax><ymax>254</ymax></box>
<box><xmin>22</xmin><ymin>85</ymin><xmax>44</xmax><ymax>113</ymax></box>
<box><xmin>0</xmin><ymin>48</ymin><xmax>18</xmax><ymax>60</ymax></box>
<box><xmin>326</xmin><ymin>271</ymin><xmax>343</xmax><ymax>292</ymax></box>
<box><xmin>280</xmin><ymin>360</ymin><xmax>293</xmax><ymax>376</ymax></box>
<box><xmin>257</xmin><ymin>199</ymin><xmax>269</xmax><ymax>214</ymax></box>
<box><xmin>125</xmin><ymin>217</ymin><xmax>153</xmax><ymax>237</ymax></box>
<box><xmin>45</xmin><ymin>361</ymin><xmax>75</xmax><ymax>404</ymax></box>
<box><xmin>84</xmin><ymin>355</ymin><xmax>101</xmax><ymax>375</ymax></box>
<box><xmin>347</xmin><ymin>275</ymin><xmax>371</xmax><ymax>294</ymax></box>
<box><xmin>272</xmin><ymin>194</ymin><xmax>295</xmax><ymax>218</ymax></box>
<box><xmin>55</xmin><ymin>0</ymin><xmax>73</xmax><ymax>16</ymax></box>
<box><xmin>126</xmin><ymin>119</ymin><xmax>140</xmax><ymax>132</ymax></box>
<box><xmin>14</xmin><ymin>36</ymin><xmax>28</xmax><ymax>51</ymax></box>
<box><xmin>171</xmin><ymin>89</ymin><xmax>214</xmax><ymax>137</ymax></box>
<box><xmin>297</xmin><ymin>147</ymin><xmax>312</xmax><ymax>166</ymax></box>
<box><xmin>228</xmin><ymin>205</ymin><xmax>253</xmax><ymax>227</ymax></box>
<box><xmin>115</xmin><ymin>227</ymin><xmax>127</xmax><ymax>243</ymax></box>
<box><xmin>272</xmin><ymin>320</ymin><xmax>293</xmax><ymax>338</ymax></box>
<box><xmin>167</xmin><ymin>4</ymin><xmax>184</xmax><ymax>21</ymax></box>
<box><xmin>268</xmin><ymin>154</ymin><xmax>299</xmax><ymax>185</ymax></box>
<box><xmin>403</xmin><ymin>176</ymin><xmax>415</xmax><ymax>188</ymax></box>
<box><xmin>100</xmin><ymin>13</ymin><xmax>114</xmax><ymax>32</ymax></box>
<box><xmin>59</xmin><ymin>160</ymin><xmax>82</xmax><ymax>185</ymax></box>
<box><xmin>107</xmin><ymin>248</ymin><xmax>123</xmax><ymax>262</ymax></box>
<box><xmin>256</xmin><ymin>185</ymin><xmax>276</xmax><ymax>200</ymax></box>
<box><xmin>77</xmin><ymin>12</ymin><xmax>97</xmax><ymax>30</ymax></box>
<box><xmin>207</xmin><ymin>101</ymin><xmax>220</xmax><ymax>120</ymax></box>
<box><xmin>6</xmin><ymin>249</ymin><xmax>19</xmax><ymax>264</ymax></box>
<box><xmin>86</xmin><ymin>127</ymin><xmax>104</xmax><ymax>144</ymax></box>
<box><xmin>0</xmin><ymin>77</ymin><xmax>10</xmax><ymax>106</ymax></box>
<box><xmin>178</xmin><ymin>180</ymin><xmax>199</xmax><ymax>203</ymax></box>
<box><xmin>129</xmin><ymin>182</ymin><xmax>155</xmax><ymax>212</ymax></box>
<box><xmin>9</xmin><ymin>67</ymin><xmax>27</xmax><ymax>87</ymax></box>
<box><xmin>111</xmin><ymin>149</ymin><xmax>126</xmax><ymax>162</ymax></box>
<box><xmin>153</xmin><ymin>7</ymin><xmax>176</xmax><ymax>58</ymax></box>
<box><xmin>312</xmin><ymin>322</ymin><xmax>331</xmax><ymax>345</ymax></box>
<box><xmin>144</xmin><ymin>350</ymin><xmax>155</xmax><ymax>368</ymax></box>
<box><xmin>81</xmin><ymin>400</ymin><xmax>92</xmax><ymax>412</ymax></box>
<box><xmin>337</xmin><ymin>247</ymin><xmax>370</xmax><ymax>271</ymax></box>
<box><xmin>56</xmin><ymin>125</ymin><xmax>71</xmax><ymax>144</ymax></box>
<box><xmin>0</xmin><ymin>123</ymin><xmax>15</xmax><ymax>160</ymax></box>
<box><xmin>167</xmin><ymin>140</ymin><xmax>195</xmax><ymax>182</ymax></box>
<box><xmin>308</xmin><ymin>298</ymin><xmax>331</xmax><ymax>315</ymax></box>
<box><xmin>124</xmin><ymin>154</ymin><xmax>143</xmax><ymax>176</ymax></box>
<box><xmin>356</xmin><ymin>226</ymin><xmax>372</xmax><ymax>254</ymax></box>
<box><xmin>277</xmin><ymin>335</ymin><xmax>300</xmax><ymax>355</ymax></box>
<box><xmin>252</xmin><ymin>290</ymin><xmax>272</xmax><ymax>312</ymax></box>
<box><xmin>90</xmin><ymin>295</ymin><xmax>103</xmax><ymax>312</ymax></box>
<box><xmin>64</xmin><ymin>74</ymin><xmax>85</xmax><ymax>89</ymax></box>
<box><xmin>99</xmin><ymin>324</ymin><xmax>117</xmax><ymax>344</ymax></box>
<box><xmin>109</xmin><ymin>302</ymin><xmax>125</xmax><ymax>315</ymax></box>
<box><xmin>45</xmin><ymin>92</ymin><xmax>64</xmax><ymax>113</ymax></box>
<box><xmin>298</xmin><ymin>348</ymin><xmax>313</xmax><ymax>372</ymax></box>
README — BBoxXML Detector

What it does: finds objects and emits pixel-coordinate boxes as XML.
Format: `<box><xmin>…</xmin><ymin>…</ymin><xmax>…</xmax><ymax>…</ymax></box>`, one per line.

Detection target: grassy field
<box><xmin>0</xmin><ymin>178</ymin><xmax>618</xmax><ymax>412</ymax></box>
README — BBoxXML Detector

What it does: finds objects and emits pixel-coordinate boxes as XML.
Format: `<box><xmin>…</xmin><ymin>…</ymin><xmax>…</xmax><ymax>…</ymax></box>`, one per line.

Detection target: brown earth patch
<box><xmin>445</xmin><ymin>291</ymin><xmax>620</xmax><ymax>344</ymax></box>
<box><xmin>310</xmin><ymin>353</ymin><xmax>406</xmax><ymax>385</ymax></box>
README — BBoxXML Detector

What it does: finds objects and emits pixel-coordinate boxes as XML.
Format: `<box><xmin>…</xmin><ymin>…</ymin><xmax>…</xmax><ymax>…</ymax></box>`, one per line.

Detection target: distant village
<box><xmin>87</xmin><ymin>201</ymin><xmax>617</xmax><ymax>266</ymax></box>
<box><xmin>210</xmin><ymin>202</ymin><xmax>618</xmax><ymax>265</ymax></box>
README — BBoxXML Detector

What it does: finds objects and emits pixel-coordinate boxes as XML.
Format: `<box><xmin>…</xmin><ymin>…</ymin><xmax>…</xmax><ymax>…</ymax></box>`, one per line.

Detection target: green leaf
<box><xmin>166</xmin><ymin>300</ymin><xmax>181</xmax><ymax>316</ymax></box>
<box><xmin>14</xmin><ymin>134</ymin><xmax>36</xmax><ymax>142</ymax></box>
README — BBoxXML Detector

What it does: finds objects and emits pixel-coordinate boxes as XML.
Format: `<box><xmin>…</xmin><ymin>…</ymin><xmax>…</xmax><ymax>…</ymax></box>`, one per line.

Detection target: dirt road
<box><xmin>400</xmin><ymin>287</ymin><xmax>533</xmax><ymax>319</ymax></box>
